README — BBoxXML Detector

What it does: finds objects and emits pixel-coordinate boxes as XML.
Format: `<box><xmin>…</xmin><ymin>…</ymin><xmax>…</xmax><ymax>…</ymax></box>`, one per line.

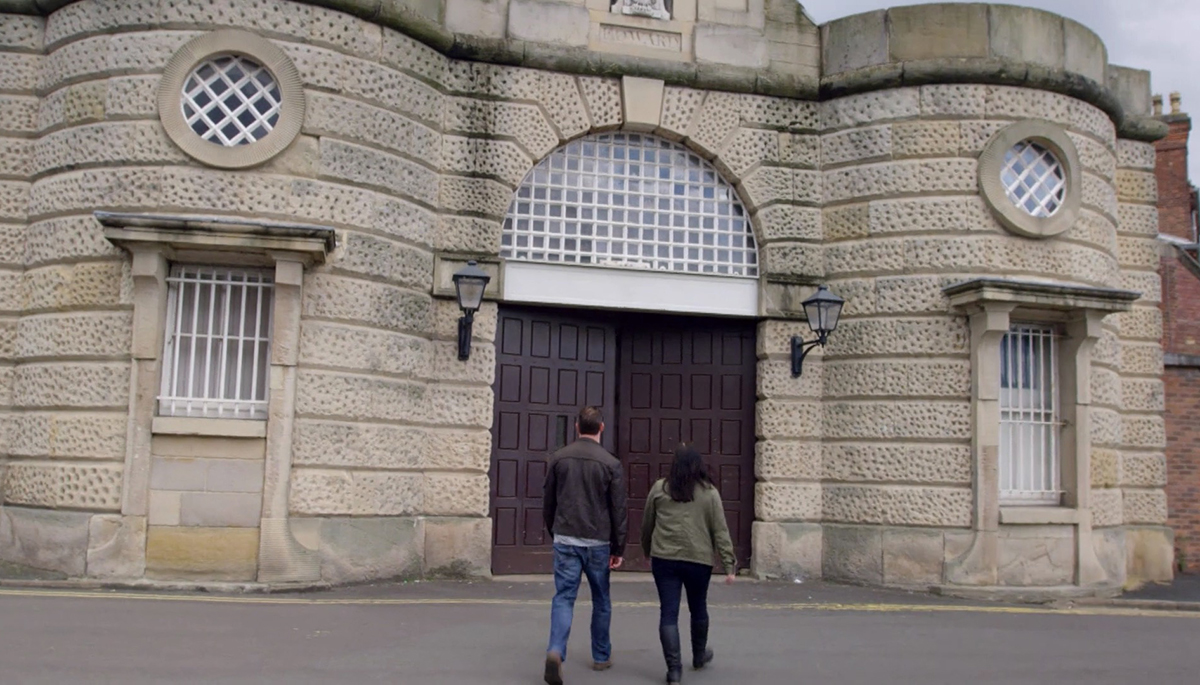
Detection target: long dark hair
<box><xmin>666</xmin><ymin>443</ymin><xmax>713</xmax><ymax>503</ymax></box>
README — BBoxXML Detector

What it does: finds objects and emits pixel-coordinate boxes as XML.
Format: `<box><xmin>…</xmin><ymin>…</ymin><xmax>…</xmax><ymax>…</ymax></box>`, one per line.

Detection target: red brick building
<box><xmin>1157</xmin><ymin>93</ymin><xmax>1200</xmax><ymax>573</ymax></box>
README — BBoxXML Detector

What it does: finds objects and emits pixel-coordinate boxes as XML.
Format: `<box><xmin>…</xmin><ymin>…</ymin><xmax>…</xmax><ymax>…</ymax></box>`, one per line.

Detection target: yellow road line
<box><xmin>0</xmin><ymin>588</ymin><xmax>1195</xmax><ymax>619</ymax></box>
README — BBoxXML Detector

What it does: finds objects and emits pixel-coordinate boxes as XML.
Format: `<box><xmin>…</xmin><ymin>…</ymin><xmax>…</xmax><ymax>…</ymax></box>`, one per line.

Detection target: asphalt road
<box><xmin>0</xmin><ymin>580</ymin><xmax>1196</xmax><ymax>684</ymax></box>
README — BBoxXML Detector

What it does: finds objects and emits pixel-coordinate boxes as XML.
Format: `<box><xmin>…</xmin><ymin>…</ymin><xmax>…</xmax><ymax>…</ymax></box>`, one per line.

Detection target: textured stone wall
<box><xmin>818</xmin><ymin>84</ymin><xmax>1129</xmax><ymax>586</ymax></box>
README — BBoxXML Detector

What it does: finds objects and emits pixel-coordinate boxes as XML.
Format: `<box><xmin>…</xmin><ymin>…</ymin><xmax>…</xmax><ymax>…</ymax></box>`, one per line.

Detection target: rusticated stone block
<box><xmin>319</xmin><ymin>139</ymin><xmax>439</xmax><ymax>206</ymax></box>
<box><xmin>1091</xmin><ymin>450</ymin><xmax>1120</xmax><ymax>489</ymax></box>
<box><xmin>1119</xmin><ymin>343</ymin><xmax>1162</xmax><ymax>376</ymax></box>
<box><xmin>293</xmin><ymin>420</ymin><xmax>427</xmax><ymax>469</ymax></box>
<box><xmin>757</xmin><ymin>358</ymin><xmax>821</xmax><ymax>400</ymax></box>
<box><xmin>424</xmin><ymin>517</ymin><xmax>490</xmax><ymax>578</ymax></box>
<box><xmin>578</xmin><ymin>76</ymin><xmax>622</xmax><ymax>131</ymax></box>
<box><xmin>1089</xmin><ymin>367</ymin><xmax>1121</xmax><ymax>408</ymax></box>
<box><xmin>823</xmin><ymin>203</ymin><xmax>868</xmax><ymax>241</ymax></box>
<box><xmin>997</xmin><ymin>527</ymin><xmax>1074</xmax><ymax>587</ymax></box>
<box><xmin>290</xmin><ymin>468</ymin><xmax>354</xmax><ymax>515</ymax></box>
<box><xmin>737</xmin><ymin>165</ymin><xmax>792</xmax><ymax>212</ymax></box>
<box><xmin>892</xmin><ymin>121</ymin><xmax>960</xmax><ymax>159</ymax></box>
<box><xmin>756</xmin><ymin>318</ymin><xmax>813</xmax><ymax>357</ymax></box>
<box><xmin>824</xmin><ymin>444</ymin><xmax>971</xmax><ymax>485</ymax></box>
<box><xmin>719</xmin><ymin>128</ymin><xmax>781</xmax><ymax>179</ymax></box>
<box><xmin>1091</xmin><ymin>487</ymin><xmax>1123</xmax><ymax>527</ymax></box>
<box><xmin>822</xmin><ymin>359</ymin><xmax>969</xmax><ymax>398</ymax></box>
<box><xmin>821</xmin><ymin>126</ymin><xmax>892</xmax><ymax>167</ymax></box>
<box><xmin>755</xmin><ymin>440</ymin><xmax>820</xmax><ymax>481</ymax></box>
<box><xmin>1115</xmin><ymin>169</ymin><xmax>1157</xmax><ymax>204</ymax></box>
<box><xmin>824</xmin><ymin>162</ymin><xmax>921</xmax><ymax>204</ymax></box>
<box><xmin>146</xmin><ymin>525</ymin><xmax>258</xmax><ymax>581</ymax></box>
<box><xmin>0</xmin><ymin>139</ymin><xmax>32</xmax><ymax>180</ymax></box>
<box><xmin>755</xmin><ymin>204</ymin><xmax>821</xmax><ymax>243</ymax></box>
<box><xmin>430</xmin><ymin>340</ymin><xmax>495</xmax><ymax>386</ymax></box>
<box><xmin>8</xmin><ymin>412</ymin><xmax>126</xmax><ymax>460</ymax></box>
<box><xmin>751</xmin><ymin>521</ymin><xmax>821</xmax><ymax>580</ymax></box>
<box><xmin>756</xmin><ymin>399</ymin><xmax>821</xmax><ymax>439</ymax></box>
<box><xmin>0</xmin><ymin>181</ymin><xmax>28</xmax><ymax>222</ymax></box>
<box><xmin>440</xmin><ymin>175</ymin><xmax>515</xmax><ymax>219</ymax></box>
<box><xmin>1122</xmin><ymin>416</ymin><xmax>1165</xmax><ymax>449</ymax></box>
<box><xmin>1116</xmin><ymin>236</ymin><xmax>1159</xmax><ymax>270</ymax></box>
<box><xmin>959</xmin><ymin>120</ymin><xmax>1008</xmax><ymax>155</ymax></box>
<box><xmin>824</xmin><ymin>401</ymin><xmax>971</xmax><ymax>441</ymax></box>
<box><xmin>4</xmin><ymin>462</ymin><xmax>122</xmax><ymax>510</ymax></box>
<box><xmin>444</xmin><ymin>97</ymin><xmax>559</xmax><ymax>160</ymax></box>
<box><xmin>920</xmin><ymin>84</ymin><xmax>987</xmax><ymax>118</ymax></box>
<box><xmin>86</xmin><ymin>514</ymin><xmax>146</xmax><ymax>579</ymax></box>
<box><xmin>688</xmin><ymin>91</ymin><xmax>742</xmax><ymax>157</ymax></box>
<box><xmin>755</xmin><ymin>482</ymin><xmax>821</xmax><ymax>522</ymax></box>
<box><xmin>353</xmin><ymin>472</ymin><xmax>424</xmax><ymax>516</ymax></box>
<box><xmin>985</xmin><ymin>86</ymin><xmax>1070</xmax><ymax>126</ymax></box>
<box><xmin>659</xmin><ymin>86</ymin><xmax>705</xmax><ymax>139</ymax></box>
<box><xmin>0</xmin><ymin>15</ymin><xmax>43</xmax><ymax>51</ymax></box>
<box><xmin>426</xmin><ymin>429</ymin><xmax>492</xmax><ymax>471</ymax></box>
<box><xmin>1113</xmin><ymin>307</ymin><xmax>1162</xmax><ymax>341</ymax></box>
<box><xmin>1117</xmin><ymin>203</ymin><xmax>1159</xmax><ymax>236</ymax></box>
<box><xmin>13</xmin><ymin>362</ymin><xmax>129</xmax><ymax>409</ymax></box>
<box><xmin>1121</xmin><ymin>453</ymin><xmax>1167</xmax><ymax>488</ymax></box>
<box><xmin>0</xmin><ymin>506</ymin><xmax>90</xmax><ymax>576</ymax></box>
<box><xmin>303</xmin><ymin>273</ymin><xmax>433</xmax><ymax>334</ymax></box>
<box><xmin>1069</xmin><ymin>132</ymin><xmax>1116</xmax><ymax>180</ymax></box>
<box><xmin>778</xmin><ymin>132</ymin><xmax>820</xmax><ymax>168</ymax></box>
<box><xmin>825</xmin><ymin>317</ymin><xmax>969</xmax><ymax>358</ymax></box>
<box><xmin>295</xmin><ymin>371</ymin><xmax>427</xmax><ymax>423</ymax></box>
<box><xmin>426</xmin><ymin>385</ymin><xmax>493</xmax><ymax>428</ymax></box>
<box><xmin>874</xmin><ymin>275</ymin><xmax>956</xmax><ymax>314</ymax></box>
<box><xmin>1081</xmin><ymin>172</ymin><xmax>1118</xmax><ymax>219</ymax></box>
<box><xmin>1123</xmin><ymin>489</ymin><xmax>1168</xmax><ymax>524</ymax></box>
<box><xmin>823</xmin><ymin>484</ymin><xmax>972</xmax><ymax>527</ymax></box>
<box><xmin>433</xmin><ymin>299</ymin><xmax>497</xmax><ymax>343</ymax></box>
<box><xmin>1116</xmin><ymin>139</ymin><xmax>1156</xmax><ymax>171</ymax></box>
<box><xmin>820</xmin><ymin>89</ymin><xmax>920</xmax><ymax>131</ymax></box>
<box><xmin>381</xmin><ymin>27</ymin><xmax>447</xmax><ymax>85</ymax></box>
<box><xmin>822</xmin><ymin>524</ymin><xmax>883</xmax><ymax>585</ymax></box>
<box><xmin>870</xmin><ymin>195</ymin><xmax>998</xmax><ymax>236</ymax></box>
<box><xmin>538</xmin><ymin>73</ymin><xmax>589</xmax><ymax>142</ymax></box>
<box><xmin>760</xmin><ymin>241</ymin><xmax>822</xmax><ymax>278</ymax></box>
<box><xmin>337</xmin><ymin>232</ymin><xmax>434</xmax><ymax>291</ymax></box>
<box><xmin>1068</xmin><ymin>99</ymin><xmax>1116</xmax><ymax>146</ymax></box>
<box><xmin>1120</xmin><ymin>378</ymin><xmax>1164</xmax><ymax>413</ymax></box>
<box><xmin>315</xmin><ymin>516</ymin><xmax>422</xmax><ymax>585</ymax></box>
<box><xmin>442</xmin><ymin>136</ymin><xmax>531</xmax><ymax>188</ymax></box>
<box><xmin>0</xmin><ymin>52</ymin><xmax>40</xmax><ymax>94</ymax></box>
<box><xmin>15</xmin><ymin>312</ymin><xmax>131</xmax><ymax>360</ymax></box>
<box><xmin>1090</xmin><ymin>407</ymin><xmax>1123</xmax><ymax>447</ymax></box>
<box><xmin>342</xmin><ymin>57</ymin><xmax>443</xmax><ymax>126</ymax></box>
<box><xmin>308</xmin><ymin>4</ymin><xmax>383</xmax><ymax>59</ymax></box>
<box><xmin>423</xmin><ymin>474</ymin><xmax>489</xmax><ymax>517</ymax></box>
<box><xmin>33</xmin><ymin>121</ymin><xmax>187</xmax><ymax>176</ymax></box>
<box><xmin>299</xmin><ymin>321</ymin><xmax>432</xmax><ymax>379</ymax></box>
<box><xmin>883</xmin><ymin>527</ymin><xmax>944</xmax><ymax>586</ymax></box>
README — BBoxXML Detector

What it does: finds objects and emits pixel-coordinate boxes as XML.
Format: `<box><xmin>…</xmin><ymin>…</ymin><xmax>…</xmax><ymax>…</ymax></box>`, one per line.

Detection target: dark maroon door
<box><xmin>490</xmin><ymin>309</ymin><xmax>618</xmax><ymax>574</ymax></box>
<box><xmin>618</xmin><ymin>317</ymin><xmax>756</xmax><ymax>573</ymax></box>
<box><xmin>490</xmin><ymin>306</ymin><xmax>756</xmax><ymax>575</ymax></box>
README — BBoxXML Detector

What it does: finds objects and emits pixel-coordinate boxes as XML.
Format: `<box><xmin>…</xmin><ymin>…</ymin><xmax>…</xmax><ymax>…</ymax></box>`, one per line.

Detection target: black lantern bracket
<box><xmin>789</xmin><ymin>284</ymin><xmax>845</xmax><ymax>378</ymax></box>
<box><xmin>790</xmin><ymin>331</ymin><xmax>828</xmax><ymax>378</ymax></box>
<box><xmin>451</xmin><ymin>260</ymin><xmax>492</xmax><ymax>362</ymax></box>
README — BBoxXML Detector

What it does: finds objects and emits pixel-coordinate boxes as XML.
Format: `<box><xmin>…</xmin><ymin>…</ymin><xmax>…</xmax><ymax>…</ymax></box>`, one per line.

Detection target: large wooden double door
<box><xmin>490</xmin><ymin>306</ymin><xmax>755</xmax><ymax>575</ymax></box>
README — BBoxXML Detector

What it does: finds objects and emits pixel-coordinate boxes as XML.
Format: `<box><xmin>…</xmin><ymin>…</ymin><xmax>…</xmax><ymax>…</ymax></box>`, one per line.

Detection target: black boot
<box><xmin>691</xmin><ymin>619</ymin><xmax>714</xmax><ymax>670</ymax></box>
<box><xmin>659</xmin><ymin>624</ymin><xmax>683</xmax><ymax>684</ymax></box>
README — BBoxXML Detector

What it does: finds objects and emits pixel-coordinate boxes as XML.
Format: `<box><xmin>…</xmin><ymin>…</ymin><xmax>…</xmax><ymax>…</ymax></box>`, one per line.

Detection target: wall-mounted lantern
<box><xmin>791</xmin><ymin>285</ymin><xmax>845</xmax><ymax>377</ymax></box>
<box><xmin>452</xmin><ymin>260</ymin><xmax>491</xmax><ymax>361</ymax></box>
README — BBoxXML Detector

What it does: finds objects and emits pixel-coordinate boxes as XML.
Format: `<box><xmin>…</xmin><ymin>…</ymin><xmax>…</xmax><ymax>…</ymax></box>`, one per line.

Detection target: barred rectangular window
<box><xmin>159</xmin><ymin>266</ymin><xmax>274</xmax><ymax>419</ymax></box>
<box><xmin>999</xmin><ymin>323</ymin><xmax>1062</xmax><ymax>505</ymax></box>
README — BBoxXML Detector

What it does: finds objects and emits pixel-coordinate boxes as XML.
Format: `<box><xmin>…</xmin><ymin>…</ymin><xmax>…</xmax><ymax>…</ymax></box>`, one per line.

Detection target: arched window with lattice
<box><xmin>502</xmin><ymin>133</ymin><xmax>757</xmax><ymax>279</ymax></box>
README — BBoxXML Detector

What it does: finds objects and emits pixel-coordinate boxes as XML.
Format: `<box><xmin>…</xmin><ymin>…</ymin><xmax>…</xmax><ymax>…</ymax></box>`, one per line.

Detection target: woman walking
<box><xmin>640</xmin><ymin>443</ymin><xmax>736</xmax><ymax>684</ymax></box>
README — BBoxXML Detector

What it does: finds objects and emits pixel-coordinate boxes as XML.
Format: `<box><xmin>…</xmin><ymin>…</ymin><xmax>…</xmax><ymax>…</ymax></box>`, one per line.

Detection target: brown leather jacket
<box><xmin>542</xmin><ymin>438</ymin><xmax>628</xmax><ymax>557</ymax></box>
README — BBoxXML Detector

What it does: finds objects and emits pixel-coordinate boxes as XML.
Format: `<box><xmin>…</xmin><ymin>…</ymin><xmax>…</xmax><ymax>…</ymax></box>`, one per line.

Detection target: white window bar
<box><xmin>502</xmin><ymin>133</ymin><xmax>758</xmax><ymax>278</ymax></box>
<box><xmin>999</xmin><ymin>323</ymin><xmax>1062</xmax><ymax>505</ymax></box>
<box><xmin>159</xmin><ymin>266</ymin><xmax>274</xmax><ymax>420</ymax></box>
<box><xmin>1001</xmin><ymin>140</ymin><xmax>1066</xmax><ymax>218</ymax></box>
<box><xmin>182</xmin><ymin>55</ymin><xmax>283</xmax><ymax>146</ymax></box>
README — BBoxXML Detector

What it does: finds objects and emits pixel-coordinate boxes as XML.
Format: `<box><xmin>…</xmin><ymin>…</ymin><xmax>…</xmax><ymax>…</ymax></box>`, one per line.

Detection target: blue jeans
<box><xmin>547</xmin><ymin>543</ymin><xmax>612</xmax><ymax>664</ymax></box>
<box><xmin>651</xmin><ymin>557</ymin><xmax>712</xmax><ymax>628</ymax></box>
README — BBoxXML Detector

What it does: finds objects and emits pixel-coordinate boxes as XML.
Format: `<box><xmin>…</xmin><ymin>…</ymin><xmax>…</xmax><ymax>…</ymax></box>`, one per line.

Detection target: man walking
<box><xmin>542</xmin><ymin>406</ymin><xmax>627</xmax><ymax>685</ymax></box>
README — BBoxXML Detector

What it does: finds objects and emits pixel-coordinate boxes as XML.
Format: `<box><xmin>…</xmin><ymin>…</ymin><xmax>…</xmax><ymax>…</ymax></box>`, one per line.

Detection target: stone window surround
<box><xmin>158</xmin><ymin>29</ymin><xmax>305</xmax><ymax>169</ymax></box>
<box><xmin>978</xmin><ymin>121</ymin><xmax>1083</xmax><ymax>240</ymax></box>
<box><xmin>100</xmin><ymin>211</ymin><xmax>334</xmax><ymax>582</ymax></box>
<box><xmin>944</xmin><ymin>278</ymin><xmax>1138</xmax><ymax>587</ymax></box>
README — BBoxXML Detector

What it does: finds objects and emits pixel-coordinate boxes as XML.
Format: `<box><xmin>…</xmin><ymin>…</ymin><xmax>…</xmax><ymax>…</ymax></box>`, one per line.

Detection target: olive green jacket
<box><xmin>640</xmin><ymin>479</ymin><xmax>736</xmax><ymax>571</ymax></box>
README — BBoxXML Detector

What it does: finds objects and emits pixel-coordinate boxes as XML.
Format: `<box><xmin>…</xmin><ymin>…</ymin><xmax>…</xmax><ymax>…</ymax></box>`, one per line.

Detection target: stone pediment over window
<box><xmin>611</xmin><ymin>0</ymin><xmax>672</xmax><ymax>20</ymax></box>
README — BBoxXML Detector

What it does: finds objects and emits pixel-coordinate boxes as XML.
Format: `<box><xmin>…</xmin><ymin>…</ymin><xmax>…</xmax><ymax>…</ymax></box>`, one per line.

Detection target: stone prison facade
<box><xmin>0</xmin><ymin>0</ymin><xmax>1177</xmax><ymax>592</ymax></box>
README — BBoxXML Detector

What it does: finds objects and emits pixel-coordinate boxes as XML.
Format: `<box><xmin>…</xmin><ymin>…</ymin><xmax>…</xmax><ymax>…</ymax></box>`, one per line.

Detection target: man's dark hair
<box><xmin>577</xmin><ymin>406</ymin><xmax>604</xmax><ymax>435</ymax></box>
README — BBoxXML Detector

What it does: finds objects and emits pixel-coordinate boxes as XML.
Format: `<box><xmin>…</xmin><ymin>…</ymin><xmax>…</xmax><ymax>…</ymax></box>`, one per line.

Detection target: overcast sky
<box><xmin>802</xmin><ymin>0</ymin><xmax>1200</xmax><ymax>183</ymax></box>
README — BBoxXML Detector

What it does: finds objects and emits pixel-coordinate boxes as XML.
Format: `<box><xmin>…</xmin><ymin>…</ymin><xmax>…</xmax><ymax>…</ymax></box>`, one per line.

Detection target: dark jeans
<box><xmin>547</xmin><ymin>543</ymin><xmax>612</xmax><ymax>664</ymax></box>
<box><xmin>650</xmin><ymin>557</ymin><xmax>712</xmax><ymax>628</ymax></box>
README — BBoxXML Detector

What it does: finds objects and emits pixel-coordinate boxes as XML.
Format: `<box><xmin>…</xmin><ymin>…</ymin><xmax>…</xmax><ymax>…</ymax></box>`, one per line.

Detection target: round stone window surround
<box><xmin>158</xmin><ymin>30</ymin><xmax>305</xmax><ymax>169</ymax></box>
<box><xmin>978</xmin><ymin>120</ymin><xmax>1082</xmax><ymax>240</ymax></box>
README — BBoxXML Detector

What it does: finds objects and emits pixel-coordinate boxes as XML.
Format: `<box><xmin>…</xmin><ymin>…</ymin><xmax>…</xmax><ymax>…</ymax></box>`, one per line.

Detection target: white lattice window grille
<box><xmin>503</xmin><ymin>133</ymin><xmax>757</xmax><ymax>278</ymax></box>
<box><xmin>182</xmin><ymin>55</ymin><xmax>282</xmax><ymax>146</ymax></box>
<box><xmin>1001</xmin><ymin>140</ymin><xmax>1066</xmax><ymax>218</ymax></box>
<box><xmin>159</xmin><ymin>266</ymin><xmax>274</xmax><ymax>420</ymax></box>
<box><xmin>999</xmin><ymin>323</ymin><xmax>1062</xmax><ymax>505</ymax></box>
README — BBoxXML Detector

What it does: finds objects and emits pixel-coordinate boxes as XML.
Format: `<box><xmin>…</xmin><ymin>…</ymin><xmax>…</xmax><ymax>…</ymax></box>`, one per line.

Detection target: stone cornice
<box><xmin>943</xmin><ymin>278</ymin><xmax>1140</xmax><ymax>313</ymax></box>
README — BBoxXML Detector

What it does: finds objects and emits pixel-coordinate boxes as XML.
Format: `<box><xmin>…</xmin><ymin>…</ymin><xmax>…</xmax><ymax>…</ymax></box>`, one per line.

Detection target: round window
<box><xmin>159</xmin><ymin>30</ymin><xmax>304</xmax><ymax>169</ymax></box>
<box><xmin>1001</xmin><ymin>140</ymin><xmax>1066</xmax><ymax>218</ymax></box>
<box><xmin>978</xmin><ymin>121</ymin><xmax>1081</xmax><ymax>239</ymax></box>
<box><xmin>182</xmin><ymin>55</ymin><xmax>282</xmax><ymax>147</ymax></box>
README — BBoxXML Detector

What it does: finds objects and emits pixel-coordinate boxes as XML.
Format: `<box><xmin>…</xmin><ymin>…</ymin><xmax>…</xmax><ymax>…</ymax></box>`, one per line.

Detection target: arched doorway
<box><xmin>489</xmin><ymin>133</ymin><xmax>758</xmax><ymax>574</ymax></box>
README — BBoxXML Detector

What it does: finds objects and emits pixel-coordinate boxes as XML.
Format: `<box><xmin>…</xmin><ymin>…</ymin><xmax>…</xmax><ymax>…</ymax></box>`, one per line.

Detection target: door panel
<box><xmin>490</xmin><ymin>308</ymin><xmax>617</xmax><ymax>575</ymax></box>
<box><xmin>617</xmin><ymin>316</ymin><xmax>756</xmax><ymax>573</ymax></box>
